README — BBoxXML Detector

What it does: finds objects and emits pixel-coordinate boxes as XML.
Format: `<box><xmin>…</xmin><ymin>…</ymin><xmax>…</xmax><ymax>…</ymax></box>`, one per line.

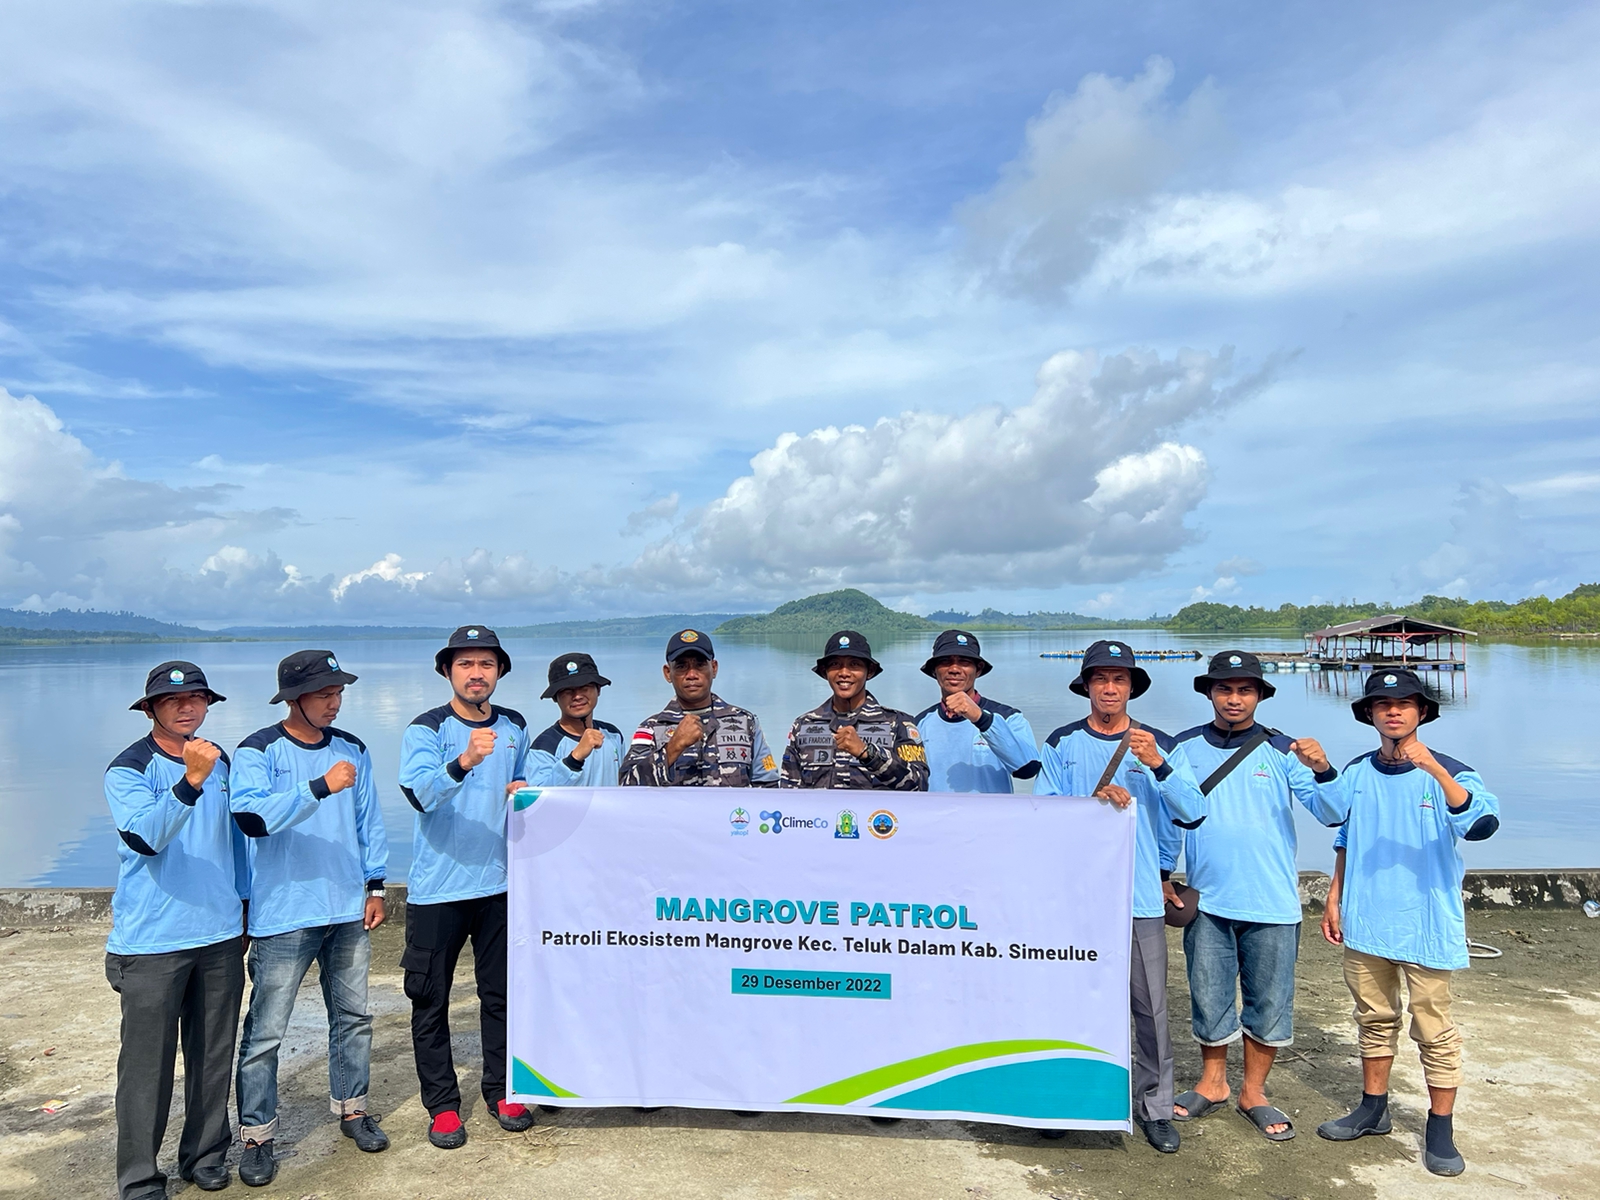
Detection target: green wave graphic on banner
<box><xmin>511</xmin><ymin>1056</ymin><xmax>577</xmax><ymax>1098</ymax></box>
<box><xmin>512</xmin><ymin>788</ymin><xmax>542</xmax><ymax>812</ymax></box>
<box><xmin>873</xmin><ymin>1056</ymin><xmax>1129</xmax><ymax>1122</ymax></box>
<box><xmin>785</xmin><ymin>1039</ymin><xmax>1103</xmax><ymax>1105</ymax></box>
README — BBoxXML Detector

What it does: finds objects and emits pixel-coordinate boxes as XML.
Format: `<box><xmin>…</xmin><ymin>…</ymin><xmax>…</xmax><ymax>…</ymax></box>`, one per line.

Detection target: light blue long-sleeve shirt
<box><xmin>1331</xmin><ymin>750</ymin><xmax>1500</xmax><ymax>971</ymax></box>
<box><xmin>1037</xmin><ymin>718</ymin><xmax>1207</xmax><ymax>919</ymax></box>
<box><xmin>398</xmin><ymin>703</ymin><xmax>530</xmax><ymax>906</ymax></box>
<box><xmin>527</xmin><ymin>719</ymin><xmax>624</xmax><ymax>787</ymax></box>
<box><xmin>913</xmin><ymin>695</ymin><xmax>1041</xmax><ymax>793</ymax></box>
<box><xmin>230</xmin><ymin>723</ymin><xmax>388</xmax><ymax>938</ymax></box>
<box><xmin>104</xmin><ymin>735</ymin><xmax>248</xmax><ymax>956</ymax></box>
<box><xmin>1167</xmin><ymin>723</ymin><xmax>1348</xmax><ymax>925</ymax></box>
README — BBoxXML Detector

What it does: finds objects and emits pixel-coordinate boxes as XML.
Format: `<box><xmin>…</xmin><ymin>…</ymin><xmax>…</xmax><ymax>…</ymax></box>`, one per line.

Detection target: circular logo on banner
<box><xmin>868</xmin><ymin>809</ymin><xmax>897</xmax><ymax>839</ymax></box>
<box><xmin>729</xmin><ymin>807</ymin><xmax>750</xmax><ymax>836</ymax></box>
<box><xmin>169</xmin><ymin>668</ymin><xmax>186</xmax><ymax>684</ymax></box>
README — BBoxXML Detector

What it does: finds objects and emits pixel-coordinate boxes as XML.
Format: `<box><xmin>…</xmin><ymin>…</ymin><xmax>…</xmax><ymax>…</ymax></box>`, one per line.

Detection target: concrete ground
<box><xmin>1</xmin><ymin>911</ymin><xmax>1594</xmax><ymax>1200</ymax></box>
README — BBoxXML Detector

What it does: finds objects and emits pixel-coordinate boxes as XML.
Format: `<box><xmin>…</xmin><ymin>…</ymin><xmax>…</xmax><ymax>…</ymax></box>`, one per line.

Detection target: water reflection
<box><xmin>2</xmin><ymin>630</ymin><xmax>1594</xmax><ymax>886</ymax></box>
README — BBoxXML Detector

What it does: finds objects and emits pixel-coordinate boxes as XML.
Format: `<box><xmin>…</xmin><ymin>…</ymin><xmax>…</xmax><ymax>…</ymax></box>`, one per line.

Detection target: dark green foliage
<box><xmin>1166</xmin><ymin>585</ymin><xmax>1600</xmax><ymax>635</ymax></box>
<box><xmin>716</xmin><ymin>589</ymin><xmax>936</xmax><ymax>635</ymax></box>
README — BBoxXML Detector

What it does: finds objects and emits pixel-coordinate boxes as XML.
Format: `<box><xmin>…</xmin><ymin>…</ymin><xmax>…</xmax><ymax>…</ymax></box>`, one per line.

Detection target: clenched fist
<box><xmin>322</xmin><ymin>759</ymin><xmax>357</xmax><ymax>795</ymax></box>
<box><xmin>571</xmin><ymin>727</ymin><xmax>608</xmax><ymax>762</ymax></box>
<box><xmin>1127</xmin><ymin>728</ymin><xmax>1164</xmax><ymax>769</ymax></box>
<box><xmin>458</xmin><ymin>727</ymin><xmax>498</xmax><ymax>771</ymax></box>
<box><xmin>665</xmin><ymin>714</ymin><xmax>703</xmax><ymax>764</ymax></box>
<box><xmin>1290</xmin><ymin>737</ymin><xmax>1331</xmax><ymax>773</ymax></box>
<box><xmin>942</xmin><ymin>691</ymin><xmax>983</xmax><ymax>724</ymax></box>
<box><xmin>183</xmin><ymin>738</ymin><xmax>222</xmax><ymax>788</ymax></box>
<box><xmin>834</xmin><ymin>725</ymin><xmax>868</xmax><ymax>759</ymax></box>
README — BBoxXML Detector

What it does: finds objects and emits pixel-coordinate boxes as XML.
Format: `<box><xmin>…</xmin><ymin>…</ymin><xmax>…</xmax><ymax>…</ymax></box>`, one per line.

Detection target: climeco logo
<box><xmin>757</xmin><ymin>810</ymin><xmax>831</xmax><ymax>834</ymax></box>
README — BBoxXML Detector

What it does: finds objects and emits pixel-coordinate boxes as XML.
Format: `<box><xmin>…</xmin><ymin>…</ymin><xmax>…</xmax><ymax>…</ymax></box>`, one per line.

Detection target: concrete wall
<box><xmin>4</xmin><ymin>871</ymin><xmax>1598</xmax><ymax>929</ymax></box>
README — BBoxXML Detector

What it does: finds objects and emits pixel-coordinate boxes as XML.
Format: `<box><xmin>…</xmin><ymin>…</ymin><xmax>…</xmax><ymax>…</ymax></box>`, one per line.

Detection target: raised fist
<box><xmin>666</xmin><ymin>714</ymin><xmax>703</xmax><ymax>756</ymax></box>
<box><xmin>1290</xmin><ymin>737</ymin><xmax>1331</xmax><ymax>773</ymax></box>
<box><xmin>459</xmin><ymin>728</ymin><xmax>498</xmax><ymax>771</ymax></box>
<box><xmin>942</xmin><ymin>691</ymin><xmax>982</xmax><ymax>723</ymax></box>
<box><xmin>183</xmin><ymin>738</ymin><xmax>221</xmax><ymax>787</ymax></box>
<box><xmin>322</xmin><ymin>759</ymin><xmax>357</xmax><ymax>795</ymax></box>
<box><xmin>1127</xmin><ymin>729</ymin><xmax>1164</xmax><ymax>769</ymax></box>
<box><xmin>834</xmin><ymin>725</ymin><xmax>868</xmax><ymax>759</ymax></box>
<box><xmin>570</xmin><ymin>727</ymin><xmax>605</xmax><ymax>762</ymax></box>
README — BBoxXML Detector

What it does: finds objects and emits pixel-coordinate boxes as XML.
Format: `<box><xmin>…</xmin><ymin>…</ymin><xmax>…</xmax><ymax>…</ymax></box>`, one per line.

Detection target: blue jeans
<box><xmin>236</xmin><ymin>921</ymin><xmax>372</xmax><ymax>1140</ymax></box>
<box><xmin>1182</xmin><ymin>910</ymin><xmax>1299</xmax><ymax>1048</ymax></box>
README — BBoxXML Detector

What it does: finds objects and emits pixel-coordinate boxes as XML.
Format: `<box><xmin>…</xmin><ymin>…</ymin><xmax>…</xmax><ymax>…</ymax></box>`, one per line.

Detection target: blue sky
<box><xmin>1</xmin><ymin>0</ymin><xmax>1597</xmax><ymax>624</ymax></box>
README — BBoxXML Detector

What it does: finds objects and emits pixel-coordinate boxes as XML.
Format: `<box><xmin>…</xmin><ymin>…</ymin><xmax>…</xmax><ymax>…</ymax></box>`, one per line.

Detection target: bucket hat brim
<box><xmin>435</xmin><ymin>645</ymin><xmax>512</xmax><ymax>677</ymax></box>
<box><xmin>1193</xmin><ymin>672</ymin><xmax>1276</xmax><ymax>700</ymax></box>
<box><xmin>814</xmin><ymin>655</ymin><xmax>883</xmax><ymax>680</ymax></box>
<box><xmin>1071</xmin><ymin>666</ymin><xmax>1151</xmax><ymax>698</ymax></box>
<box><xmin>541</xmin><ymin>670</ymin><xmax>612</xmax><ymax>700</ymax></box>
<box><xmin>271</xmin><ymin>670</ymin><xmax>359</xmax><ymax>705</ymax></box>
<box><xmin>920</xmin><ymin>652</ymin><xmax>993</xmax><ymax>678</ymax></box>
<box><xmin>130</xmin><ymin>687</ymin><xmax>225</xmax><ymax>711</ymax></box>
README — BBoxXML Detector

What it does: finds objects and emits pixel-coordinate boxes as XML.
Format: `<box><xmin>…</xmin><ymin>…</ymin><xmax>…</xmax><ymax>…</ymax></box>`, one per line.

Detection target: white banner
<box><xmin>507</xmin><ymin>788</ymin><xmax>1134</xmax><ymax>1130</ymax></box>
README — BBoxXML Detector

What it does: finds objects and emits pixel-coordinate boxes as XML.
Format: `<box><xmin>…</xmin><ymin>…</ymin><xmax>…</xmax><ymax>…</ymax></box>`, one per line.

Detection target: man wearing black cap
<box><xmin>914</xmin><ymin>629</ymin><xmax>1039</xmax><ymax>793</ymax></box>
<box><xmin>1037</xmin><ymin>640</ymin><xmax>1205</xmax><ymax>1154</ymax></box>
<box><xmin>780</xmin><ymin>630</ymin><xmax>928</xmax><ymax>791</ymax></box>
<box><xmin>1165</xmin><ymin>651</ymin><xmax>1345</xmax><ymax>1141</ymax></box>
<box><xmin>620</xmin><ymin>630</ymin><xmax>780</xmax><ymax>787</ymax></box>
<box><xmin>104</xmin><ymin>662</ymin><xmax>245</xmax><ymax>1199</ymax></box>
<box><xmin>1316</xmin><ymin>669</ymin><xmax>1500</xmax><ymax>1178</ymax></box>
<box><xmin>529</xmin><ymin>652</ymin><xmax>624</xmax><ymax>786</ymax></box>
<box><xmin>231</xmin><ymin>650</ymin><xmax>389</xmax><ymax>1184</ymax></box>
<box><xmin>398</xmin><ymin>626</ymin><xmax>538</xmax><ymax>1149</ymax></box>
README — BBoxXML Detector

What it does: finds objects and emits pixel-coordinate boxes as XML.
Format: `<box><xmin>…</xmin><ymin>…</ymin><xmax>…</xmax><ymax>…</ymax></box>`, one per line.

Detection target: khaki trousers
<box><xmin>1342</xmin><ymin>947</ymin><xmax>1463</xmax><ymax>1088</ymax></box>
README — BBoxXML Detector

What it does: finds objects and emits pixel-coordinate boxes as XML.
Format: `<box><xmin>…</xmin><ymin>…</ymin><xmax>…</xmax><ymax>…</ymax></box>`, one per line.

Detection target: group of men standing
<box><xmin>103</xmin><ymin>624</ymin><xmax>1499</xmax><ymax>1197</ymax></box>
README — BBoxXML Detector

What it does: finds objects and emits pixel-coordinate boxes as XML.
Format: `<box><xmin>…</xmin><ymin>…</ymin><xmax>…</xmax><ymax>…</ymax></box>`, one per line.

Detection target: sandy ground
<box><xmin>1</xmin><ymin>911</ymin><xmax>1595</xmax><ymax>1200</ymax></box>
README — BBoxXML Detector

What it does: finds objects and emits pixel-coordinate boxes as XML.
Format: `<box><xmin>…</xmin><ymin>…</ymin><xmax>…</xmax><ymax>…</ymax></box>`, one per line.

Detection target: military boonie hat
<box><xmin>1352</xmin><ymin>667</ymin><xmax>1439</xmax><ymax>725</ymax></box>
<box><xmin>1070</xmin><ymin>639</ymin><xmax>1151</xmax><ymax>699</ymax></box>
<box><xmin>434</xmin><ymin>625</ymin><xmax>511</xmax><ymax>677</ymax></box>
<box><xmin>130</xmin><ymin>660</ymin><xmax>226</xmax><ymax>711</ymax></box>
<box><xmin>542</xmin><ymin>651</ymin><xmax>612</xmax><ymax>699</ymax></box>
<box><xmin>1193</xmin><ymin>650</ymin><xmax>1276</xmax><ymax>699</ymax></box>
<box><xmin>920</xmin><ymin>629</ymin><xmax>993</xmax><ymax>678</ymax></box>
<box><xmin>814</xmin><ymin>629</ymin><xmax>882</xmax><ymax>679</ymax></box>
<box><xmin>665</xmin><ymin>629</ymin><xmax>715</xmax><ymax>664</ymax></box>
<box><xmin>270</xmin><ymin>649</ymin><xmax>359</xmax><ymax>704</ymax></box>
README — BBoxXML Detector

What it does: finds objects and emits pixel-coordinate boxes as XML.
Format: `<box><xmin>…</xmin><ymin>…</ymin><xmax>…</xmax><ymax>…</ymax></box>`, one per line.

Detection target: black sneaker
<box><xmin>180</xmin><ymin>1163</ymin><xmax>231</xmax><ymax>1191</ymax></box>
<box><xmin>238</xmin><ymin>1140</ymin><xmax>276</xmax><ymax>1188</ymax></box>
<box><xmin>340</xmin><ymin>1113</ymin><xmax>390</xmax><ymax>1152</ymax></box>
<box><xmin>1140</xmin><ymin>1118</ymin><xmax>1181</xmax><ymax>1153</ymax></box>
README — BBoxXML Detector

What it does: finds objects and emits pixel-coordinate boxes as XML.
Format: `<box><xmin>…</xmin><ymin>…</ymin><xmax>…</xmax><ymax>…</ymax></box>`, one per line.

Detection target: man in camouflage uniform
<box><xmin>781</xmin><ymin>630</ymin><xmax>928</xmax><ymax>791</ymax></box>
<box><xmin>619</xmin><ymin>630</ymin><xmax>780</xmax><ymax>787</ymax></box>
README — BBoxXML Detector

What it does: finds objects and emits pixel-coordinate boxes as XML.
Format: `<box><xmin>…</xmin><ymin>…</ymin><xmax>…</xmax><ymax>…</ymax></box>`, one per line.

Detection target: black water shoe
<box><xmin>1140</xmin><ymin>1118</ymin><xmax>1180</xmax><ymax>1153</ymax></box>
<box><xmin>181</xmin><ymin>1163</ymin><xmax>231</xmax><ymax>1191</ymax></box>
<box><xmin>238</xmin><ymin>1141</ymin><xmax>276</xmax><ymax>1188</ymax></box>
<box><xmin>341</xmin><ymin>1113</ymin><xmax>389</xmax><ymax>1152</ymax></box>
<box><xmin>1424</xmin><ymin>1112</ymin><xmax>1465</xmax><ymax>1177</ymax></box>
<box><xmin>1317</xmin><ymin>1092</ymin><xmax>1392</xmax><ymax>1141</ymax></box>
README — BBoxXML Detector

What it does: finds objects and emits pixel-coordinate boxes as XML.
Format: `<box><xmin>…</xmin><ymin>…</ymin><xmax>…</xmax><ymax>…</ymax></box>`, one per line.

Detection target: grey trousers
<box><xmin>1130</xmin><ymin>916</ymin><xmax>1175</xmax><ymax>1122</ymax></box>
<box><xmin>105</xmin><ymin>937</ymin><xmax>245</xmax><ymax>1200</ymax></box>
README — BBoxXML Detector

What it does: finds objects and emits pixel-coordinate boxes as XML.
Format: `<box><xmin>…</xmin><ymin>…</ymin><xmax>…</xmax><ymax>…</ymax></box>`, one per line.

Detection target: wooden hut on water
<box><xmin>1303</xmin><ymin>614</ymin><xmax>1474</xmax><ymax>671</ymax></box>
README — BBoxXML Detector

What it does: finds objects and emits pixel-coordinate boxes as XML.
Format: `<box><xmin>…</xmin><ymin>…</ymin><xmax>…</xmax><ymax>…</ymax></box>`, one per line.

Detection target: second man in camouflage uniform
<box><xmin>781</xmin><ymin>630</ymin><xmax>928</xmax><ymax>791</ymax></box>
<box><xmin>619</xmin><ymin>630</ymin><xmax>780</xmax><ymax>787</ymax></box>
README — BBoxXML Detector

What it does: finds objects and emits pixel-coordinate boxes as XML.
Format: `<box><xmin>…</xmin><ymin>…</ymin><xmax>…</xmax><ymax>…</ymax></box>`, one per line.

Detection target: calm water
<box><xmin>3</xmin><ymin>630</ymin><xmax>1594</xmax><ymax>886</ymax></box>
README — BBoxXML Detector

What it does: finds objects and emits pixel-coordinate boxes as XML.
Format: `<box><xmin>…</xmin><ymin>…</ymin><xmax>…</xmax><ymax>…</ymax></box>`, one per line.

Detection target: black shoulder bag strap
<box><xmin>1199</xmin><ymin>726</ymin><xmax>1278</xmax><ymax>796</ymax></box>
<box><xmin>1092</xmin><ymin>719</ymin><xmax>1141</xmax><ymax>795</ymax></box>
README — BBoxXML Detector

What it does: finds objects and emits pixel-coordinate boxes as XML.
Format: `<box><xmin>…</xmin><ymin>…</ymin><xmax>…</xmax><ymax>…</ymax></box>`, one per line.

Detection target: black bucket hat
<box><xmin>271</xmin><ymin>649</ymin><xmax>359</xmax><ymax>704</ymax></box>
<box><xmin>541</xmin><ymin>652</ymin><xmax>612</xmax><ymax>699</ymax></box>
<box><xmin>434</xmin><ymin>625</ymin><xmax>511</xmax><ymax>677</ymax></box>
<box><xmin>131</xmin><ymin>660</ymin><xmax>226</xmax><ymax>711</ymax></box>
<box><xmin>1070</xmin><ymin>639</ymin><xmax>1151</xmax><ymax>699</ymax></box>
<box><xmin>665</xmin><ymin>629</ymin><xmax>715</xmax><ymax>664</ymax></box>
<box><xmin>1352</xmin><ymin>667</ymin><xmax>1439</xmax><ymax>725</ymax></box>
<box><xmin>814</xmin><ymin>629</ymin><xmax>882</xmax><ymax>679</ymax></box>
<box><xmin>1193</xmin><ymin>650</ymin><xmax>1277</xmax><ymax>699</ymax></box>
<box><xmin>920</xmin><ymin>629</ymin><xmax>993</xmax><ymax>678</ymax></box>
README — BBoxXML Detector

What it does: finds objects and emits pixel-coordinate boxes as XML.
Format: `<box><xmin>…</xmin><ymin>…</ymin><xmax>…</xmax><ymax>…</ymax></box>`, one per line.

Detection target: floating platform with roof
<box><xmin>1296</xmin><ymin>614</ymin><xmax>1475</xmax><ymax>671</ymax></box>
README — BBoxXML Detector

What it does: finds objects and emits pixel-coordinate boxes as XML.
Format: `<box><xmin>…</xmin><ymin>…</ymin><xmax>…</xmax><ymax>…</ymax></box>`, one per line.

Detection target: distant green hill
<box><xmin>0</xmin><ymin>608</ymin><xmax>208</xmax><ymax>637</ymax></box>
<box><xmin>715</xmin><ymin>590</ymin><xmax>936</xmax><ymax>636</ymax></box>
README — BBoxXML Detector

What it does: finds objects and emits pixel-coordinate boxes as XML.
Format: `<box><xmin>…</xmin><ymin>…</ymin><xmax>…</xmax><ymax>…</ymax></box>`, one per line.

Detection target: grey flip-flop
<box><xmin>1172</xmin><ymin>1090</ymin><xmax>1227</xmax><ymax>1122</ymax></box>
<box><xmin>1238</xmin><ymin>1103</ymin><xmax>1296</xmax><ymax>1141</ymax></box>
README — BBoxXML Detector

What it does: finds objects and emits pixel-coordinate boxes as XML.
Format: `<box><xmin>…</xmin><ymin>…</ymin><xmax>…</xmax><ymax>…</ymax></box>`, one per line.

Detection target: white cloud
<box><xmin>622</xmin><ymin>493</ymin><xmax>680</xmax><ymax>536</ymax></box>
<box><xmin>1400</xmin><ymin>479</ymin><xmax>1567</xmax><ymax>599</ymax></box>
<box><xmin>624</xmin><ymin>346</ymin><xmax>1276</xmax><ymax>595</ymax></box>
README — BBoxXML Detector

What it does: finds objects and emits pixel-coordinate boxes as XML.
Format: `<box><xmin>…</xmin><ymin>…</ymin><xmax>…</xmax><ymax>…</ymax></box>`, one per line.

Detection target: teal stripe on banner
<box><xmin>875</xmin><ymin>1056</ymin><xmax>1130</xmax><ymax>1121</ymax></box>
<box><xmin>731</xmin><ymin>968</ymin><xmax>891</xmax><ymax>999</ymax></box>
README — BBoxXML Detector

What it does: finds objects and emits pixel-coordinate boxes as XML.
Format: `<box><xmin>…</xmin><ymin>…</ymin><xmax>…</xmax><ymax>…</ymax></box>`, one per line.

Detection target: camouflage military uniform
<box><xmin>780</xmin><ymin>693</ymin><xmax>929</xmax><ymax>790</ymax></box>
<box><xmin>618</xmin><ymin>695</ymin><xmax>780</xmax><ymax>787</ymax></box>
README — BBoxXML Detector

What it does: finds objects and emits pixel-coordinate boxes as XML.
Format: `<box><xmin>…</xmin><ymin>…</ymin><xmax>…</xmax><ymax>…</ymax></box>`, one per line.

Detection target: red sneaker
<box><xmin>428</xmin><ymin>1110</ymin><xmax>466</xmax><ymax>1150</ymax></box>
<box><xmin>495</xmin><ymin>1100</ymin><xmax>535</xmax><ymax>1132</ymax></box>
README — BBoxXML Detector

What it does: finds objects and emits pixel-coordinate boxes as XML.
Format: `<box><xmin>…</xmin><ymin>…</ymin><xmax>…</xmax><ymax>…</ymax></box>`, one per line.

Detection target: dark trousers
<box><xmin>1129</xmin><ymin>916</ymin><xmax>1175</xmax><ymax>1122</ymax></box>
<box><xmin>105</xmin><ymin>937</ymin><xmax>245</xmax><ymax>1200</ymax></box>
<box><xmin>402</xmin><ymin>893</ymin><xmax>508</xmax><ymax>1116</ymax></box>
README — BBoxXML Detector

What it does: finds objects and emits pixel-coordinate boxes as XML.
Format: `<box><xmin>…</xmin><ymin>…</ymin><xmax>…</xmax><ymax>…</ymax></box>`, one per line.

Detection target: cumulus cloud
<box><xmin>1399</xmin><ymin>479</ymin><xmax>1567</xmax><ymax>599</ymax></box>
<box><xmin>624</xmin><ymin>346</ymin><xmax>1276</xmax><ymax>595</ymax></box>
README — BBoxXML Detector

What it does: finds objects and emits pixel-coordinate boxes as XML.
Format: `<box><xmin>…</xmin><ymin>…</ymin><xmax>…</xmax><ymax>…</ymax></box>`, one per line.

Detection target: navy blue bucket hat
<box><xmin>271</xmin><ymin>650</ymin><xmax>359</xmax><ymax>704</ymax></box>
<box><xmin>1352</xmin><ymin>667</ymin><xmax>1439</xmax><ymax>725</ymax></box>
<box><xmin>1070</xmin><ymin>639</ymin><xmax>1151</xmax><ymax>699</ymax></box>
<box><xmin>920</xmin><ymin>629</ymin><xmax>993</xmax><ymax>677</ymax></box>
<box><xmin>542</xmin><ymin>652</ymin><xmax>612</xmax><ymax>699</ymax></box>
<box><xmin>814</xmin><ymin>630</ymin><xmax>882</xmax><ymax>679</ymax></box>
<box><xmin>131</xmin><ymin>661</ymin><xmax>225</xmax><ymax>710</ymax></box>
<box><xmin>434</xmin><ymin>625</ymin><xmax>511</xmax><ymax>677</ymax></box>
<box><xmin>1193</xmin><ymin>650</ymin><xmax>1276</xmax><ymax>700</ymax></box>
